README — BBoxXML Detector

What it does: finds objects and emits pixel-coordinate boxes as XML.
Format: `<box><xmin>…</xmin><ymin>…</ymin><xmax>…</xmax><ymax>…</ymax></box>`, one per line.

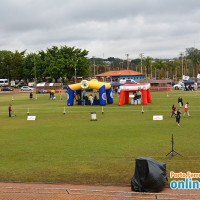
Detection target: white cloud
<box><xmin>0</xmin><ymin>0</ymin><xmax>200</xmax><ymax>58</ymax></box>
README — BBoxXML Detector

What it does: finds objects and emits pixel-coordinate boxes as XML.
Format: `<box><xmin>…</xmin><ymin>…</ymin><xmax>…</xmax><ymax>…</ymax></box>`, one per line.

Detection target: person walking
<box><xmin>175</xmin><ymin>109</ymin><xmax>181</xmax><ymax>126</ymax></box>
<box><xmin>30</xmin><ymin>92</ymin><xmax>33</xmax><ymax>100</ymax></box>
<box><xmin>51</xmin><ymin>92</ymin><xmax>55</xmax><ymax>100</ymax></box>
<box><xmin>183</xmin><ymin>102</ymin><xmax>191</xmax><ymax>117</ymax></box>
<box><xmin>178</xmin><ymin>96</ymin><xmax>183</xmax><ymax>107</ymax></box>
<box><xmin>8</xmin><ymin>104</ymin><xmax>12</xmax><ymax>117</ymax></box>
<box><xmin>171</xmin><ymin>104</ymin><xmax>176</xmax><ymax>117</ymax></box>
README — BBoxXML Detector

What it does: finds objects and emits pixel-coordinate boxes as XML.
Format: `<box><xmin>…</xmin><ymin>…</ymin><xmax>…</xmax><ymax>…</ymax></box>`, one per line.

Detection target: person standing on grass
<box><xmin>8</xmin><ymin>104</ymin><xmax>12</xmax><ymax>117</ymax></box>
<box><xmin>183</xmin><ymin>102</ymin><xmax>191</xmax><ymax>117</ymax></box>
<box><xmin>178</xmin><ymin>96</ymin><xmax>183</xmax><ymax>107</ymax></box>
<box><xmin>30</xmin><ymin>92</ymin><xmax>33</xmax><ymax>100</ymax></box>
<box><xmin>176</xmin><ymin>109</ymin><xmax>181</xmax><ymax>126</ymax></box>
<box><xmin>89</xmin><ymin>94</ymin><xmax>93</xmax><ymax>105</ymax></box>
<box><xmin>171</xmin><ymin>104</ymin><xmax>176</xmax><ymax>117</ymax></box>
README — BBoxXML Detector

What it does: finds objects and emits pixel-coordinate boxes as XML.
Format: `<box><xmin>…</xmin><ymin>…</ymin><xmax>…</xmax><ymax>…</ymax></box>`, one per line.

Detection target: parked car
<box><xmin>1</xmin><ymin>87</ymin><xmax>13</xmax><ymax>91</ymax></box>
<box><xmin>21</xmin><ymin>86</ymin><xmax>34</xmax><ymax>91</ymax></box>
<box><xmin>14</xmin><ymin>82</ymin><xmax>27</xmax><ymax>88</ymax></box>
<box><xmin>173</xmin><ymin>82</ymin><xmax>184</xmax><ymax>90</ymax></box>
<box><xmin>0</xmin><ymin>79</ymin><xmax>8</xmax><ymax>86</ymax></box>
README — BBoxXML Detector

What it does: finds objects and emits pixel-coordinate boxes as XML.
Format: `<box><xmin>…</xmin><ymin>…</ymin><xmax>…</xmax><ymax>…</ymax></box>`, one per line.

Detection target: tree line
<box><xmin>0</xmin><ymin>46</ymin><xmax>199</xmax><ymax>83</ymax></box>
<box><xmin>89</xmin><ymin>47</ymin><xmax>200</xmax><ymax>80</ymax></box>
<box><xmin>0</xmin><ymin>45</ymin><xmax>90</xmax><ymax>83</ymax></box>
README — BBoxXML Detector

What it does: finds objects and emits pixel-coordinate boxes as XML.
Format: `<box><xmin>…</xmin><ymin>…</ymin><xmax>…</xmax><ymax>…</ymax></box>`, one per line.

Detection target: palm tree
<box><xmin>144</xmin><ymin>56</ymin><xmax>153</xmax><ymax>79</ymax></box>
<box><xmin>154</xmin><ymin>59</ymin><xmax>166</xmax><ymax>79</ymax></box>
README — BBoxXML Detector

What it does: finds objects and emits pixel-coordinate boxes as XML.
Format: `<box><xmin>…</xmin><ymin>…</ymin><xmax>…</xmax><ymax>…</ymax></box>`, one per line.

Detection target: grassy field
<box><xmin>0</xmin><ymin>90</ymin><xmax>200</xmax><ymax>184</ymax></box>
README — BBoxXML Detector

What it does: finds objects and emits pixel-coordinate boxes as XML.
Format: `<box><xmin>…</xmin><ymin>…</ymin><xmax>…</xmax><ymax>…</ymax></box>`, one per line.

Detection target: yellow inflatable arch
<box><xmin>67</xmin><ymin>79</ymin><xmax>113</xmax><ymax>106</ymax></box>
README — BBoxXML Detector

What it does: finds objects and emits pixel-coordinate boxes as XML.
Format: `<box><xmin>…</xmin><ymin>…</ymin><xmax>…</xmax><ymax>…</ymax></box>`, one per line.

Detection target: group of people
<box><xmin>171</xmin><ymin>96</ymin><xmax>191</xmax><ymax>126</ymax></box>
<box><xmin>76</xmin><ymin>93</ymin><xmax>99</xmax><ymax>105</ymax></box>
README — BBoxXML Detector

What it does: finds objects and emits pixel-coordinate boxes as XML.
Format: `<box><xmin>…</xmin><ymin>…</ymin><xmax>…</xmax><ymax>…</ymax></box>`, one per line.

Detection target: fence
<box><xmin>1</xmin><ymin>187</ymin><xmax>200</xmax><ymax>200</ymax></box>
<box><xmin>150</xmin><ymin>86</ymin><xmax>172</xmax><ymax>92</ymax></box>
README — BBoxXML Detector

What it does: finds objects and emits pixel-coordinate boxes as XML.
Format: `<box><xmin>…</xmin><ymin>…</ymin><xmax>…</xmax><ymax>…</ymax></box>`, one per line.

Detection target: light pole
<box><xmin>139</xmin><ymin>53</ymin><xmax>144</xmax><ymax>73</ymax></box>
<box><xmin>75</xmin><ymin>63</ymin><xmax>77</xmax><ymax>83</ymax></box>
<box><xmin>34</xmin><ymin>55</ymin><xmax>36</xmax><ymax>83</ymax></box>
<box><xmin>125</xmin><ymin>54</ymin><xmax>129</xmax><ymax>70</ymax></box>
<box><xmin>120</xmin><ymin>62</ymin><xmax>123</xmax><ymax>70</ymax></box>
<box><xmin>7</xmin><ymin>64</ymin><xmax>10</xmax><ymax>84</ymax></box>
<box><xmin>92</xmin><ymin>56</ymin><xmax>95</xmax><ymax>77</ymax></box>
<box><xmin>180</xmin><ymin>52</ymin><xmax>184</xmax><ymax>79</ymax></box>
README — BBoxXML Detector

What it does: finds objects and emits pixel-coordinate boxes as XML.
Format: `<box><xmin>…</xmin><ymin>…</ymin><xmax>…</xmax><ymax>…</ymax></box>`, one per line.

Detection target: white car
<box><xmin>173</xmin><ymin>82</ymin><xmax>184</xmax><ymax>90</ymax></box>
<box><xmin>21</xmin><ymin>86</ymin><xmax>34</xmax><ymax>91</ymax></box>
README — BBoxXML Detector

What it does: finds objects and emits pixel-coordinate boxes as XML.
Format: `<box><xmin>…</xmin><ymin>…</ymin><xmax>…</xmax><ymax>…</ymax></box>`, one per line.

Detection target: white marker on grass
<box><xmin>141</xmin><ymin>106</ymin><xmax>144</xmax><ymax>114</ymax></box>
<box><xmin>63</xmin><ymin>107</ymin><xmax>66</xmax><ymax>114</ymax></box>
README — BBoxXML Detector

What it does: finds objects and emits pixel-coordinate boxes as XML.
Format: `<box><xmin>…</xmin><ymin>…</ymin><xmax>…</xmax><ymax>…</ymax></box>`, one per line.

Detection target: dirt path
<box><xmin>0</xmin><ymin>181</ymin><xmax>200</xmax><ymax>200</ymax></box>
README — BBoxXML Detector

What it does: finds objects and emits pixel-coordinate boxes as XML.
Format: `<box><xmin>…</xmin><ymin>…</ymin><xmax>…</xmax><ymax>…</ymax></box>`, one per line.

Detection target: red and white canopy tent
<box><xmin>118</xmin><ymin>83</ymin><xmax>152</xmax><ymax>106</ymax></box>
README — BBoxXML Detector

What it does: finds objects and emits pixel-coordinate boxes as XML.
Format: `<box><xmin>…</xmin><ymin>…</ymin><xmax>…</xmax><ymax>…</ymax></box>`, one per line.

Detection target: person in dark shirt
<box><xmin>30</xmin><ymin>92</ymin><xmax>33</xmax><ymax>99</ymax></box>
<box><xmin>175</xmin><ymin>109</ymin><xmax>181</xmax><ymax>126</ymax></box>
<box><xmin>8</xmin><ymin>104</ymin><xmax>12</xmax><ymax>117</ymax></box>
<box><xmin>178</xmin><ymin>96</ymin><xmax>183</xmax><ymax>107</ymax></box>
<box><xmin>85</xmin><ymin>96</ymin><xmax>88</xmax><ymax>105</ymax></box>
<box><xmin>94</xmin><ymin>94</ymin><xmax>98</xmax><ymax>105</ymax></box>
<box><xmin>171</xmin><ymin>104</ymin><xmax>176</xmax><ymax>117</ymax></box>
<box><xmin>82</xmin><ymin>95</ymin><xmax>86</xmax><ymax>105</ymax></box>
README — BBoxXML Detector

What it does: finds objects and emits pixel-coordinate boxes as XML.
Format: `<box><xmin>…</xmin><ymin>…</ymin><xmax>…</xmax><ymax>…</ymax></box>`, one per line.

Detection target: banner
<box><xmin>182</xmin><ymin>75</ymin><xmax>189</xmax><ymax>80</ymax></box>
<box><xmin>27</xmin><ymin>116</ymin><xmax>36</xmax><ymax>120</ymax></box>
<box><xmin>153</xmin><ymin>115</ymin><xmax>163</xmax><ymax>120</ymax></box>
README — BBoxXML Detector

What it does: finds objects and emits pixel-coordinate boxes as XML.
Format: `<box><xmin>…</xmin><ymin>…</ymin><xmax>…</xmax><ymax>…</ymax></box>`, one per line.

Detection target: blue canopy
<box><xmin>184</xmin><ymin>79</ymin><xmax>196</xmax><ymax>84</ymax></box>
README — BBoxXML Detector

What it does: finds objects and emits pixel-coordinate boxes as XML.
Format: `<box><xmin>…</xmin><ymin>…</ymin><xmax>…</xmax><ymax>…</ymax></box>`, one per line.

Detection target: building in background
<box><xmin>95</xmin><ymin>70</ymin><xmax>145</xmax><ymax>83</ymax></box>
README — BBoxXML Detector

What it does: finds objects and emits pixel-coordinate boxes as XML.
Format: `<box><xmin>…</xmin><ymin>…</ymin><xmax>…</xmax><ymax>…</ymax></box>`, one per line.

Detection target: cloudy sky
<box><xmin>1</xmin><ymin>0</ymin><xmax>200</xmax><ymax>59</ymax></box>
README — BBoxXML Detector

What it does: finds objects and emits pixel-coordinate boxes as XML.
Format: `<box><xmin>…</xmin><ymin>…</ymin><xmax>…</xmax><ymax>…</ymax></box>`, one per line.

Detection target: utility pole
<box><xmin>180</xmin><ymin>52</ymin><xmax>184</xmax><ymax>78</ymax></box>
<box><xmin>120</xmin><ymin>61</ymin><xmax>123</xmax><ymax>70</ymax></box>
<box><xmin>75</xmin><ymin>63</ymin><xmax>77</xmax><ymax>83</ymax></box>
<box><xmin>34</xmin><ymin>55</ymin><xmax>36</xmax><ymax>83</ymax></box>
<box><xmin>125</xmin><ymin>54</ymin><xmax>129</xmax><ymax>70</ymax></box>
<box><xmin>7</xmin><ymin>65</ymin><xmax>10</xmax><ymax>84</ymax></box>
<box><xmin>139</xmin><ymin>53</ymin><xmax>144</xmax><ymax>73</ymax></box>
<box><xmin>93</xmin><ymin>56</ymin><xmax>95</xmax><ymax>77</ymax></box>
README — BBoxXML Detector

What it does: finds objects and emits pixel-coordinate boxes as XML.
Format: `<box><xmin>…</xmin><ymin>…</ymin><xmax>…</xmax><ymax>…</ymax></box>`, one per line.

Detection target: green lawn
<box><xmin>0</xmin><ymin>90</ymin><xmax>200</xmax><ymax>184</ymax></box>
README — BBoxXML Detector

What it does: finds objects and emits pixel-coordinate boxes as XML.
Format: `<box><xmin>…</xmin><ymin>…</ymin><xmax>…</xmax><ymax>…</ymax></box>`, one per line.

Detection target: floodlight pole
<box><xmin>34</xmin><ymin>54</ymin><xmax>37</xmax><ymax>83</ymax></box>
<box><xmin>93</xmin><ymin>56</ymin><xmax>95</xmax><ymax>77</ymax></box>
<box><xmin>180</xmin><ymin>52</ymin><xmax>184</xmax><ymax>78</ymax></box>
<box><xmin>166</xmin><ymin>134</ymin><xmax>183</xmax><ymax>159</ymax></box>
<box><xmin>139</xmin><ymin>53</ymin><xmax>144</xmax><ymax>73</ymax></box>
<box><xmin>125</xmin><ymin>54</ymin><xmax>129</xmax><ymax>70</ymax></box>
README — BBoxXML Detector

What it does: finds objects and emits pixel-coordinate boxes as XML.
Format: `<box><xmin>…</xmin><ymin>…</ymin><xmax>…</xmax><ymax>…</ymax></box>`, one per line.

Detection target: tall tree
<box><xmin>144</xmin><ymin>56</ymin><xmax>153</xmax><ymax>79</ymax></box>
<box><xmin>0</xmin><ymin>51</ymin><xmax>13</xmax><ymax>80</ymax></box>
<box><xmin>186</xmin><ymin>47</ymin><xmax>200</xmax><ymax>78</ymax></box>
<box><xmin>12</xmin><ymin>51</ymin><xmax>24</xmax><ymax>81</ymax></box>
<box><xmin>153</xmin><ymin>59</ymin><xmax>166</xmax><ymax>79</ymax></box>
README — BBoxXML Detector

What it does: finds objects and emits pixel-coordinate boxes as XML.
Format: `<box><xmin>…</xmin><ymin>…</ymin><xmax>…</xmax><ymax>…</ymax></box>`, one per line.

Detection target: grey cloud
<box><xmin>1</xmin><ymin>0</ymin><xmax>200</xmax><ymax>58</ymax></box>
